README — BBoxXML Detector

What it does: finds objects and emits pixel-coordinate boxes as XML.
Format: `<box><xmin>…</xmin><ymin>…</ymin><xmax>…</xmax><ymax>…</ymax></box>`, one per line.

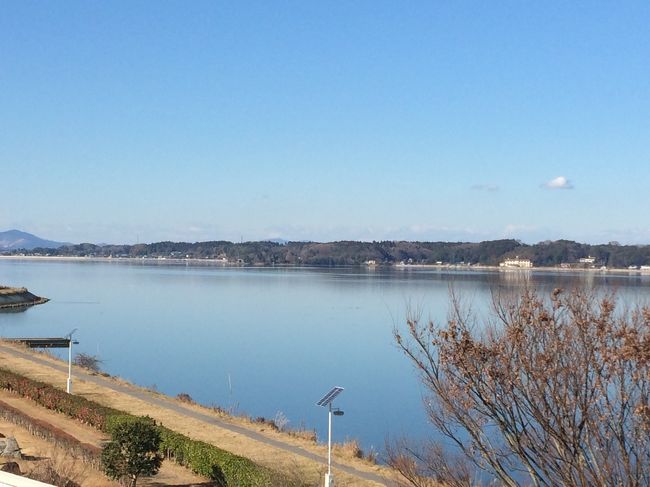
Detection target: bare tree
<box><xmin>392</xmin><ymin>288</ymin><xmax>650</xmax><ymax>487</ymax></box>
<box><xmin>73</xmin><ymin>353</ymin><xmax>102</xmax><ymax>373</ymax></box>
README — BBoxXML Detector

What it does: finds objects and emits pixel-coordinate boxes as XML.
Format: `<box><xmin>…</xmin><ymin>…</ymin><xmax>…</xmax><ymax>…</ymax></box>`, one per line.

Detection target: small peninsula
<box><xmin>0</xmin><ymin>286</ymin><xmax>49</xmax><ymax>310</ymax></box>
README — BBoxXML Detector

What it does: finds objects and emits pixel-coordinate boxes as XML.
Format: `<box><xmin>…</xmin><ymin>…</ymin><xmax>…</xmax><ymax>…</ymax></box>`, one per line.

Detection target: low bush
<box><xmin>176</xmin><ymin>392</ymin><xmax>194</xmax><ymax>404</ymax></box>
<box><xmin>253</xmin><ymin>416</ymin><xmax>279</xmax><ymax>431</ymax></box>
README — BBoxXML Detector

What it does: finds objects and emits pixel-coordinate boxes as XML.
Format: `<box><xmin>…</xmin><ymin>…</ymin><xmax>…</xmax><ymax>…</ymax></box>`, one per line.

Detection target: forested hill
<box><xmin>6</xmin><ymin>239</ymin><xmax>650</xmax><ymax>268</ymax></box>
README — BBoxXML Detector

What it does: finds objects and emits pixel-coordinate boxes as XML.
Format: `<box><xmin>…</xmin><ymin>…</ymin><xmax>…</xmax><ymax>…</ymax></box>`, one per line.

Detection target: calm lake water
<box><xmin>1</xmin><ymin>258</ymin><xmax>649</xmax><ymax>453</ymax></box>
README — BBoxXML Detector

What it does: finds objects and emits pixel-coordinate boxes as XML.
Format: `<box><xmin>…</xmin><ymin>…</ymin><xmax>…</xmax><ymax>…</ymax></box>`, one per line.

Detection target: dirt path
<box><xmin>0</xmin><ymin>342</ymin><xmax>396</xmax><ymax>486</ymax></box>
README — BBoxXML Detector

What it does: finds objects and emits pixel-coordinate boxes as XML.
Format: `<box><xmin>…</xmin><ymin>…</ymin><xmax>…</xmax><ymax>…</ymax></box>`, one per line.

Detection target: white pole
<box><xmin>328</xmin><ymin>402</ymin><xmax>332</xmax><ymax>476</ymax></box>
<box><xmin>318</xmin><ymin>387</ymin><xmax>343</xmax><ymax>487</ymax></box>
<box><xmin>324</xmin><ymin>402</ymin><xmax>333</xmax><ymax>486</ymax></box>
<box><xmin>67</xmin><ymin>337</ymin><xmax>73</xmax><ymax>394</ymax></box>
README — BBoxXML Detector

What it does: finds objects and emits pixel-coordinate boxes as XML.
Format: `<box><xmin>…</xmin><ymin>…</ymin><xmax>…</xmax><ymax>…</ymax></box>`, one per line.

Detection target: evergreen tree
<box><xmin>101</xmin><ymin>417</ymin><xmax>162</xmax><ymax>487</ymax></box>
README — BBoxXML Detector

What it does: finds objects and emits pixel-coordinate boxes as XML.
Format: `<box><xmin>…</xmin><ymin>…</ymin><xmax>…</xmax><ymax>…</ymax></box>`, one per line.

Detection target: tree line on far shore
<box><xmin>5</xmin><ymin>238</ymin><xmax>650</xmax><ymax>268</ymax></box>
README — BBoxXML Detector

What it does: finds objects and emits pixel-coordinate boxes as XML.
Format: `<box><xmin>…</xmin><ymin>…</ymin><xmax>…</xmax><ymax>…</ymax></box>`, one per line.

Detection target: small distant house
<box><xmin>500</xmin><ymin>257</ymin><xmax>533</xmax><ymax>268</ymax></box>
<box><xmin>579</xmin><ymin>256</ymin><xmax>596</xmax><ymax>264</ymax></box>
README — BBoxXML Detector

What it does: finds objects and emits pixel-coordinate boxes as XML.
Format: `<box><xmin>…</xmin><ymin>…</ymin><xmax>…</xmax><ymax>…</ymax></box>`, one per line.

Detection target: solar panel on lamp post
<box><xmin>66</xmin><ymin>328</ymin><xmax>79</xmax><ymax>394</ymax></box>
<box><xmin>316</xmin><ymin>386</ymin><xmax>344</xmax><ymax>487</ymax></box>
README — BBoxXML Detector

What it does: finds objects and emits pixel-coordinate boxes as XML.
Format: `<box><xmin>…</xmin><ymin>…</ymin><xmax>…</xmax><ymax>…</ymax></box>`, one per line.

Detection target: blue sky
<box><xmin>1</xmin><ymin>1</ymin><xmax>649</xmax><ymax>244</ymax></box>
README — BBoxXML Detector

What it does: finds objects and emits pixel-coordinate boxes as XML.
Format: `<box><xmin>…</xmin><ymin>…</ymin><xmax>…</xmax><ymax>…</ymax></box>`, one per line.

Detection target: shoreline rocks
<box><xmin>0</xmin><ymin>287</ymin><xmax>49</xmax><ymax>310</ymax></box>
<box><xmin>0</xmin><ymin>437</ymin><xmax>21</xmax><ymax>459</ymax></box>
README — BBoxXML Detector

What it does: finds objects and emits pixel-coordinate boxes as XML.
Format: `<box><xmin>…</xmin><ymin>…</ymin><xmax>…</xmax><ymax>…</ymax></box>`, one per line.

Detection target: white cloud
<box><xmin>544</xmin><ymin>176</ymin><xmax>573</xmax><ymax>190</ymax></box>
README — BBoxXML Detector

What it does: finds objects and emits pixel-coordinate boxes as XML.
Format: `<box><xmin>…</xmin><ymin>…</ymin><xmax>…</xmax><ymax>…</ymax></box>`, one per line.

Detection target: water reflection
<box><xmin>0</xmin><ymin>259</ymin><xmax>647</xmax><ymax>451</ymax></box>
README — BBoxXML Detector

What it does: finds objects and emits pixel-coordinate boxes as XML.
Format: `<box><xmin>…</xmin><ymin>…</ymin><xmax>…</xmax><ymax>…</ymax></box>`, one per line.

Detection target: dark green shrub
<box><xmin>158</xmin><ymin>426</ymin><xmax>271</xmax><ymax>485</ymax></box>
<box><xmin>102</xmin><ymin>416</ymin><xmax>163</xmax><ymax>487</ymax></box>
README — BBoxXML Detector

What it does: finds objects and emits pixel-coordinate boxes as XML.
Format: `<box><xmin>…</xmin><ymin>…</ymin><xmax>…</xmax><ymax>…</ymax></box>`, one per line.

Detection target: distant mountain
<box><xmin>0</xmin><ymin>230</ymin><xmax>69</xmax><ymax>250</ymax></box>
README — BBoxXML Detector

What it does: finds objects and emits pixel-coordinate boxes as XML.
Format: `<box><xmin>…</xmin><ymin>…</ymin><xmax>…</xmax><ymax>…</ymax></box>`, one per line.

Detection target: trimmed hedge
<box><xmin>0</xmin><ymin>367</ymin><xmax>276</xmax><ymax>486</ymax></box>
<box><xmin>0</xmin><ymin>367</ymin><xmax>119</xmax><ymax>431</ymax></box>
<box><xmin>158</xmin><ymin>426</ymin><xmax>271</xmax><ymax>486</ymax></box>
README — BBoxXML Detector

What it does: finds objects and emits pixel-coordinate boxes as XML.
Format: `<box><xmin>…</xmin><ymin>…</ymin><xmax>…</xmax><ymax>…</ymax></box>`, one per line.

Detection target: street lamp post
<box><xmin>66</xmin><ymin>329</ymin><xmax>79</xmax><ymax>394</ymax></box>
<box><xmin>317</xmin><ymin>386</ymin><xmax>344</xmax><ymax>487</ymax></box>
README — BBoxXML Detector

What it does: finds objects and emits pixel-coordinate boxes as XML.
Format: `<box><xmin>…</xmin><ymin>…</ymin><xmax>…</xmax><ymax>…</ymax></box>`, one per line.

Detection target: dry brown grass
<box><xmin>0</xmin><ymin>287</ymin><xmax>27</xmax><ymax>295</ymax></box>
<box><xmin>25</xmin><ymin>449</ymin><xmax>87</xmax><ymax>487</ymax></box>
<box><xmin>334</xmin><ymin>440</ymin><xmax>365</xmax><ymax>460</ymax></box>
<box><xmin>287</xmin><ymin>427</ymin><xmax>318</xmax><ymax>443</ymax></box>
<box><xmin>0</xmin><ymin>420</ymin><xmax>116</xmax><ymax>487</ymax></box>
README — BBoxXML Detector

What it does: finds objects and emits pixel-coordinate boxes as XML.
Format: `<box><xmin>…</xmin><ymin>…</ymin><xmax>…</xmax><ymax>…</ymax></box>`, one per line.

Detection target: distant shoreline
<box><xmin>2</xmin><ymin>254</ymin><xmax>649</xmax><ymax>276</ymax></box>
<box><xmin>3</xmin><ymin>236</ymin><xmax>649</xmax><ymax>270</ymax></box>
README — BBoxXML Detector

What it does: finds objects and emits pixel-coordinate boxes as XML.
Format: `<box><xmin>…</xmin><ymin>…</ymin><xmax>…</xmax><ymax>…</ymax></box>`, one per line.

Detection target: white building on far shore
<box><xmin>500</xmin><ymin>257</ymin><xmax>533</xmax><ymax>268</ymax></box>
